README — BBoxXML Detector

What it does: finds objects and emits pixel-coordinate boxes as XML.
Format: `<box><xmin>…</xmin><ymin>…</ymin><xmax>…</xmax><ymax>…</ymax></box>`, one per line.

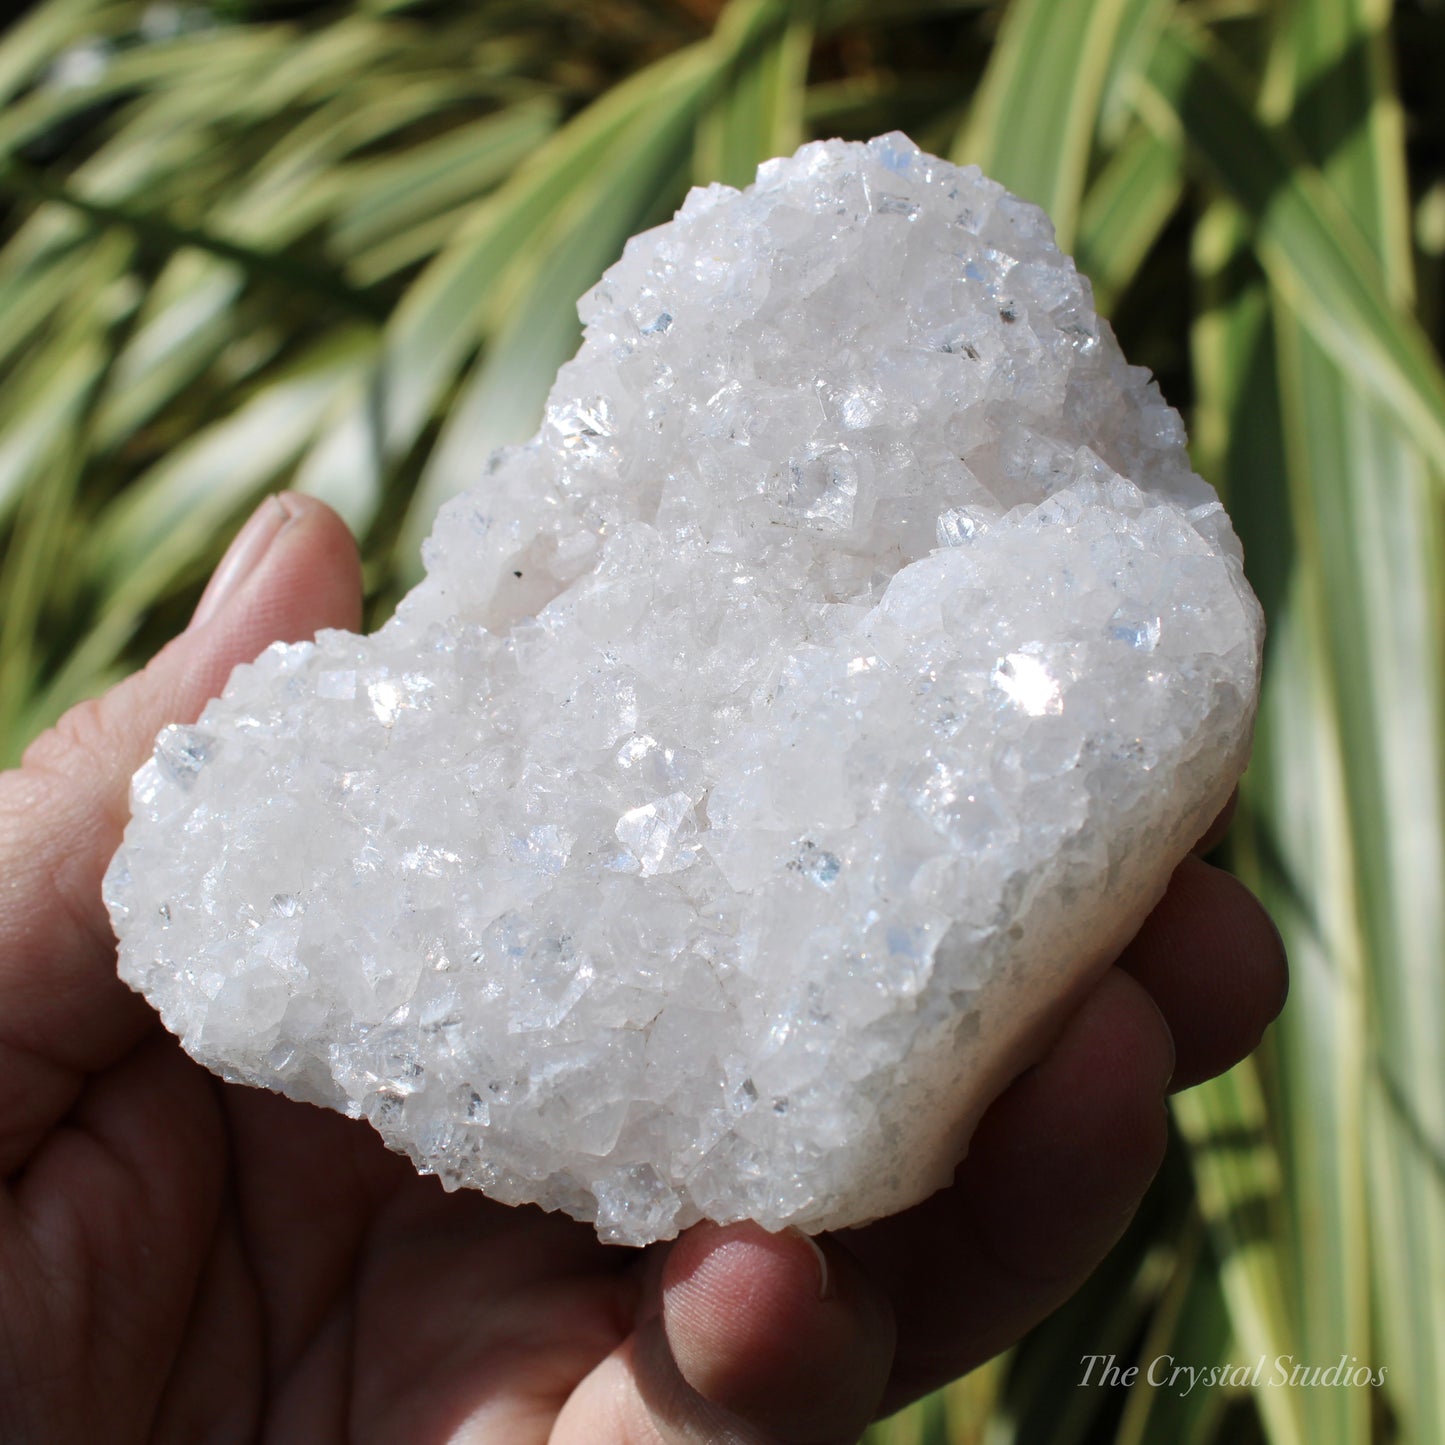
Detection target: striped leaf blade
<box><xmin>1074</xmin><ymin>122</ymin><xmax>1183</xmax><ymax>316</ymax></box>
<box><xmin>1135</xmin><ymin>20</ymin><xmax>1445</xmax><ymax>482</ymax></box>
<box><xmin>696</xmin><ymin>0</ymin><xmax>814</xmax><ymax>188</ymax></box>
<box><xmin>953</xmin><ymin>0</ymin><xmax>1135</xmax><ymax>250</ymax></box>
<box><xmin>379</xmin><ymin>42</ymin><xmax>716</xmax><ymax>461</ymax></box>
<box><xmin>1262</xmin><ymin>2</ymin><xmax>1445</xmax><ymax>1438</ymax></box>
<box><xmin>1181</xmin><ymin>197</ymin><xmax>1314</xmax><ymax>1445</ymax></box>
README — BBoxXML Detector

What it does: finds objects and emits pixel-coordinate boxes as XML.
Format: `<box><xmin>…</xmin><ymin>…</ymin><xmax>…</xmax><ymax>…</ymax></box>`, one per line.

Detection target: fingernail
<box><xmin>793</xmin><ymin>1229</ymin><xmax>832</xmax><ymax>1301</ymax></box>
<box><xmin>191</xmin><ymin>494</ymin><xmax>294</xmax><ymax>629</ymax></box>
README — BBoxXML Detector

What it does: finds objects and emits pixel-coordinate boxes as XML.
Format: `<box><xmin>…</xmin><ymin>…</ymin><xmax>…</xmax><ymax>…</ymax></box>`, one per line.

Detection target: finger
<box><xmin>845</xmin><ymin>967</ymin><xmax>1173</xmax><ymax>1413</ymax></box>
<box><xmin>1</xmin><ymin>1035</ymin><xmax>239</xmax><ymax>1436</ymax></box>
<box><xmin>0</xmin><ymin>494</ymin><xmax>362</xmax><ymax>1173</ymax></box>
<box><xmin>1116</xmin><ymin>855</ymin><xmax>1288</xmax><ymax>1092</ymax></box>
<box><xmin>551</xmin><ymin>1222</ymin><xmax>895</xmax><ymax>1444</ymax></box>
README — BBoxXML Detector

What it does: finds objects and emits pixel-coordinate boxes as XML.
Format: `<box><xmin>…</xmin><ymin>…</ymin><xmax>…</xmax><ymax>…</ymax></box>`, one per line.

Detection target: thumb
<box><xmin>552</xmin><ymin>1222</ymin><xmax>895</xmax><ymax>1444</ymax></box>
<box><xmin>0</xmin><ymin>493</ymin><xmax>362</xmax><ymax>1157</ymax></box>
<box><xmin>21</xmin><ymin>492</ymin><xmax>361</xmax><ymax>808</ymax></box>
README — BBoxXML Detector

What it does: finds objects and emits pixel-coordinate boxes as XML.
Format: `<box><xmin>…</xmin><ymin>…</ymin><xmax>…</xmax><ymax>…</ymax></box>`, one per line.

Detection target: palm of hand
<box><xmin>0</xmin><ymin>496</ymin><xmax>1286</xmax><ymax>1444</ymax></box>
<box><xmin>12</xmin><ymin>1034</ymin><xmax>642</xmax><ymax>1440</ymax></box>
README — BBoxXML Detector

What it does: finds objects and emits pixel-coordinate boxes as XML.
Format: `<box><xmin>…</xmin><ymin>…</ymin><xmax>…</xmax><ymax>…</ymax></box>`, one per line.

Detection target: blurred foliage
<box><xmin>0</xmin><ymin>0</ymin><xmax>1442</xmax><ymax>1441</ymax></box>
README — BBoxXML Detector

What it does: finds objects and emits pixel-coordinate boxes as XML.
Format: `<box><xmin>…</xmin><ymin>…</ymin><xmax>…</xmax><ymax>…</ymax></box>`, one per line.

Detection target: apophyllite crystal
<box><xmin>104</xmin><ymin>134</ymin><xmax>1262</xmax><ymax>1244</ymax></box>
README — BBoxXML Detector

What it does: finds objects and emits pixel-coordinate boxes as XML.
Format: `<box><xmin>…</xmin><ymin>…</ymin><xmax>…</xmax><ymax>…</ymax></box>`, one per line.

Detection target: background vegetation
<box><xmin>0</xmin><ymin>0</ymin><xmax>1440</xmax><ymax>1440</ymax></box>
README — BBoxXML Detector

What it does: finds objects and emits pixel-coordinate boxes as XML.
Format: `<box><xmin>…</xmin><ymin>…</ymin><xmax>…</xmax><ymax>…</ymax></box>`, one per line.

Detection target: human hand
<box><xmin>0</xmin><ymin>493</ymin><xmax>1286</xmax><ymax>1443</ymax></box>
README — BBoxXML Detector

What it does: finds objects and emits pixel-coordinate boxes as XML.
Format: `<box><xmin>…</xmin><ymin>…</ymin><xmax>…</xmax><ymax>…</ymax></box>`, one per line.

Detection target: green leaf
<box><xmin>393</xmin><ymin>73</ymin><xmax>715</xmax><ymax>571</ymax></box>
<box><xmin>953</xmin><ymin>0</ymin><xmax>1136</xmax><ymax>250</ymax></box>
<box><xmin>696</xmin><ymin>0</ymin><xmax>815</xmax><ymax>187</ymax></box>
<box><xmin>329</xmin><ymin>97</ymin><xmax>560</xmax><ymax>260</ymax></box>
<box><xmin>0</xmin><ymin>234</ymin><xmax>105</xmax><ymax>389</ymax></box>
<box><xmin>1173</xmin><ymin>1064</ymin><xmax>1306</xmax><ymax>1445</ymax></box>
<box><xmin>384</xmin><ymin>0</ymin><xmax>809</xmax><ymax>522</ymax></box>
<box><xmin>1114</xmin><ymin>1219</ymin><xmax>1232</xmax><ymax>1445</ymax></box>
<box><xmin>0</xmin><ymin>316</ymin><xmax>114</xmax><ymax>755</ymax></box>
<box><xmin>1074</xmin><ymin>122</ymin><xmax>1183</xmax><ymax>314</ymax></box>
<box><xmin>1135</xmin><ymin>19</ymin><xmax>1445</xmax><ymax>483</ymax></box>
<box><xmin>0</xmin><ymin>0</ymin><xmax>122</xmax><ymax>108</ymax></box>
<box><xmin>989</xmin><ymin>1177</ymin><xmax>1184</xmax><ymax>1445</ymax></box>
<box><xmin>1182</xmin><ymin>196</ymin><xmax>1314</xmax><ymax>1445</ymax></box>
<box><xmin>89</xmin><ymin>252</ymin><xmax>245</xmax><ymax>450</ymax></box>
<box><xmin>0</xmin><ymin>154</ymin><xmax>384</xmax><ymax>320</ymax></box>
<box><xmin>16</xmin><ymin>330</ymin><xmax>366</xmax><ymax>749</ymax></box>
<box><xmin>0</xmin><ymin>23</ymin><xmax>291</xmax><ymax>166</ymax></box>
<box><xmin>379</xmin><ymin>43</ymin><xmax>711</xmax><ymax>459</ymax></box>
<box><xmin>1241</xmin><ymin>562</ymin><xmax>1375</xmax><ymax>1445</ymax></box>
<box><xmin>290</xmin><ymin>362</ymin><xmax>387</xmax><ymax>536</ymax></box>
<box><xmin>82</xmin><ymin>331</ymin><xmax>374</xmax><ymax>601</ymax></box>
<box><xmin>1256</xmin><ymin>4</ymin><xmax>1445</xmax><ymax>1440</ymax></box>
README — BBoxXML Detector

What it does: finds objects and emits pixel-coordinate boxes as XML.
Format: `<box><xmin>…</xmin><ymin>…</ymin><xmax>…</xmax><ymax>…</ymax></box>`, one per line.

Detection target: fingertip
<box><xmin>137</xmin><ymin>491</ymin><xmax>363</xmax><ymax>754</ymax></box>
<box><xmin>262</xmin><ymin>491</ymin><xmax>365</xmax><ymax>635</ymax></box>
<box><xmin>186</xmin><ymin>491</ymin><xmax>363</xmax><ymax>672</ymax></box>
<box><xmin>1118</xmin><ymin>855</ymin><xmax>1288</xmax><ymax>1091</ymax></box>
<box><xmin>663</xmin><ymin>1220</ymin><xmax>893</xmax><ymax>1442</ymax></box>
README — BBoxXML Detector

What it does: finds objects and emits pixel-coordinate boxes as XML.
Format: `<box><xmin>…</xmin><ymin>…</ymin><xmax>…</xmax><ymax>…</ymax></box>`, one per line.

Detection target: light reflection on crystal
<box><xmin>992</xmin><ymin>652</ymin><xmax>1063</xmax><ymax>716</ymax></box>
<box><xmin>550</xmin><ymin>397</ymin><xmax>616</xmax><ymax>459</ymax></box>
<box><xmin>616</xmin><ymin>793</ymin><xmax>700</xmax><ymax>877</ymax></box>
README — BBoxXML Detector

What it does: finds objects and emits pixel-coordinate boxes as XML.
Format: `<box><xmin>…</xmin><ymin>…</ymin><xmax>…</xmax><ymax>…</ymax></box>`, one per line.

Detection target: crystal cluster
<box><xmin>105</xmin><ymin>135</ymin><xmax>1262</xmax><ymax>1245</ymax></box>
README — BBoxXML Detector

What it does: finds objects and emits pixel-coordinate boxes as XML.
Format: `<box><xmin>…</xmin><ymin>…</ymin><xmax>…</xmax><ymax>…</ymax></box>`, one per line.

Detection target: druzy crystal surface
<box><xmin>105</xmin><ymin>134</ymin><xmax>1262</xmax><ymax>1245</ymax></box>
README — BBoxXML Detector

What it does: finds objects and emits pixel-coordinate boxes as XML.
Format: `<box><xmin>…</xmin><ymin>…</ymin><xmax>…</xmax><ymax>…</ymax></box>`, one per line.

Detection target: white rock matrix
<box><xmin>105</xmin><ymin>134</ymin><xmax>1262</xmax><ymax>1244</ymax></box>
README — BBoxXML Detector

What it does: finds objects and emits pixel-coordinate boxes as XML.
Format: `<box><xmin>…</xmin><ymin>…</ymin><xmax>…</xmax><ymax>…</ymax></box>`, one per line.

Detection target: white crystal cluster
<box><xmin>105</xmin><ymin>134</ymin><xmax>1261</xmax><ymax>1244</ymax></box>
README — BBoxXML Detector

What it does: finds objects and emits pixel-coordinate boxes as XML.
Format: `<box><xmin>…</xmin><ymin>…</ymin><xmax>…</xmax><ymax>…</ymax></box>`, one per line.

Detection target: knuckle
<box><xmin>20</xmin><ymin>695</ymin><xmax>114</xmax><ymax>784</ymax></box>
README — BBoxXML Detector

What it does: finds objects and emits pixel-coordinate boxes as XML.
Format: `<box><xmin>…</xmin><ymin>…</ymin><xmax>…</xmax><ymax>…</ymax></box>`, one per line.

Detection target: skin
<box><xmin>0</xmin><ymin>494</ymin><xmax>1287</xmax><ymax>1444</ymax></box>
